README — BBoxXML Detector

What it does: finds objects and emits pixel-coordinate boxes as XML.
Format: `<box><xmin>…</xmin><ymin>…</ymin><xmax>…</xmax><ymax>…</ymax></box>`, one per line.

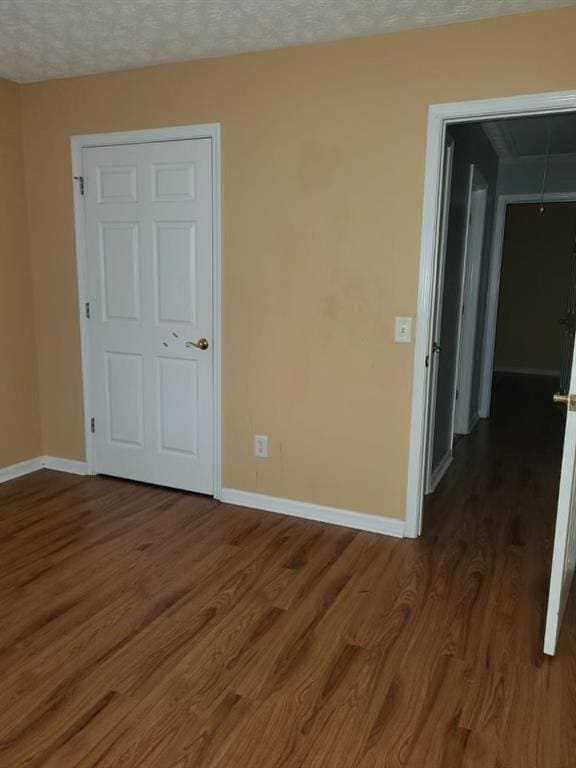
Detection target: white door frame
<box><xmin>405</xmin><ymin>90</ymin><xmax>576</xmax><ymax>539</ymax></box>
<box><xmin>478</xmin><ymin>191</ymin><xmax>576</xmax><ymax>418</ymax></box>
<box><xmin>425</xmin><ymin>136</ymin><xmax>455</xmax><ymax>494</ymax></box>
<box><xmin>453</xmin><ymin>166</ymin><xmax>488</xmax><ymax>435</ymax></box>
<box><xmin>70</xmin><ymin>124</ymin><xmax>223</xmax><ymax>499</ymax></box>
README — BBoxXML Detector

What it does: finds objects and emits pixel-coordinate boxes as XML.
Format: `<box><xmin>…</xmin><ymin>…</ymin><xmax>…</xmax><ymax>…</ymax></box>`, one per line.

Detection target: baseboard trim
<box><xmin>0</xmin><ymin>457</ymin><xmax>44</xmax><ymax>484</ymax></box>
<box><xmin>0</xmin><ymin>456</ymin><xmax>88</xmax><ymax>485</ymax></box>
<box><xmin>468</xmin><ymin>412</ymin><xmax>480</xmax><ymax>433</ymax></box>
<box><xmin>459</xmin><ymin>412</ymin><xmax>481</xmax><ymax>436</ymax></box>
<box><xmin>42</xmin><ymin>456</ymin><xmax>88</xmax><ymax>475</ymax></box>
<box><xmin>221</xmin><ymin>488</ymin><xmax>405</xmax><ymax>538</ymax></box>
<box><xmin>428</xmin><ymin>452</ymin><xmax>453</xmax><ymax>494</ymax></box>
<box><xmin>494</xmin><ymin>366</ymin><xmax>560</xmax><ymax>377</ymax></box>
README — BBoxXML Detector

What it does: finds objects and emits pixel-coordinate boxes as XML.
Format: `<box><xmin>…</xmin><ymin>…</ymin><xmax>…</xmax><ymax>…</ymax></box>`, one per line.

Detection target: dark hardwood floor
<box><xmin>1</xmin><ymin>373</ymin><xmax>575</xmax><ymax>767</ymax></box>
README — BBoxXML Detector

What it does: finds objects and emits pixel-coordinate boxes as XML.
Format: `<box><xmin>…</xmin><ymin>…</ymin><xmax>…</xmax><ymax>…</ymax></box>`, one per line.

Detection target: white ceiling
<box><xmin>482</xmin><ymin>114</ymin><xmax>576</xmax><ymax>159</ymax></box>
<box><xmin>0</xmin><ymin>0</ymin><xmax>574</xmax><ymax>84</ymax></box>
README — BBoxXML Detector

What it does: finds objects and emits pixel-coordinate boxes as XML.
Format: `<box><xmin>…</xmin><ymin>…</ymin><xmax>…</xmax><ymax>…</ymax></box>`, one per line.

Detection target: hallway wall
<box><xmin>495</xmin><ymin>202</ymin><xmax>576</xmax><ymax>374</ymax></box>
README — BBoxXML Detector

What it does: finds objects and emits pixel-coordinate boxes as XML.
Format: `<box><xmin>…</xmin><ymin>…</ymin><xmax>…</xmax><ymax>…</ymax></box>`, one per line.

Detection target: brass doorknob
<box><xmin>186</xmin><ymin>338</ymin><xmax>209</xmax><ymax>350</ymax></box>
<box><xmin>553</xmin><ymin>393</ymin><xmax>576</xmax><ymax>412</ymax></box>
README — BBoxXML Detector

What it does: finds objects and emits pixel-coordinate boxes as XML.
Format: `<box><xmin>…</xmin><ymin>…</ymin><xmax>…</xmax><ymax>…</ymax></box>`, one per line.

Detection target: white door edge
<box><xmin>544</xmin><ymin>612</ymin><xmax>559</xmax><ymax>655</ymax></box>
<box><xmin>405</xmin><ymin>88</ymin><xmax>576</xmax><ymax>539</ymax></box>
<box><xmin>70</xmin><ymin>124</ymin><xmax>222</xmax><ymax>499</ymax></box>
<box><xmin>424</xmin><ymin>136</ymin><xmax>455</xmax><ymax>494</ymax></box>
<box><xmin>544</xmin><ymin>367</ymin><xmax>576</xmax><ymax>655</ymax></box>
<box><xmin>451</xmin><ymin>165</ymin><xmax>476</xmax><ymax>438</ymax></box>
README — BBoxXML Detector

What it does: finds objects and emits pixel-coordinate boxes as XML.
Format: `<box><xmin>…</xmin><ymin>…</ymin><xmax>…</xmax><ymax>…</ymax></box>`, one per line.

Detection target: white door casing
<box><xmin>453</xmin><ymin>166</ymin><xmax>488</xmax><ymax>436</ymax></box>
<box><xmin>544</xmin><ymin>353</ymin><xmax>576</xmax><ymax>655</ymax></box>
<box><xmin>425</xmin><ymin>136</ymin><xmax>455</xmax><ymax>493</ymax></box>
<box><xmin>80</xmin><ymin>136</ymin><xmax>215</xmax><ymax>493</ymax></box>
<box><xmin>406</xmin><ymin>90</ymin><xmax>576</xmax><ymax>542</ymax></box>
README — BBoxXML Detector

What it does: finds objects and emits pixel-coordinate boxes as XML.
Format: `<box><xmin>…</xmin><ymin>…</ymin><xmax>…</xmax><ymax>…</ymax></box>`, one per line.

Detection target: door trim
<box><xmin>479</xmin><ymin>191</ymin><xmax>576</xmax><ymax>419</ymax></box>
<box><xmin>70</xmin><ymin>124</ymin><xmax>222</xmax><ymax>499</ymax></box>
<box><xmin>424</xmin><ymin>136</ymin><xmax>455</xmax><ymax>494</ymax></box>
<box><xmin>406</xmin><ymin>89</ymin><xmax>576</xmax><ymax>539</ymax></box>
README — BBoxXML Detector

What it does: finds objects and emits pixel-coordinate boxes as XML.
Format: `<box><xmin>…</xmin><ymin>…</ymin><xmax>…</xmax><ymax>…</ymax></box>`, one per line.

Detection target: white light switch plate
<box><xmin>395</xmin><ymin>316</ymin><xmax>412</xmax><ymax>343</ymax></box>
<box><xmin>254</xmin><ymin>435</ymin><xmax>268</xmax><ymax>458</ymax></box>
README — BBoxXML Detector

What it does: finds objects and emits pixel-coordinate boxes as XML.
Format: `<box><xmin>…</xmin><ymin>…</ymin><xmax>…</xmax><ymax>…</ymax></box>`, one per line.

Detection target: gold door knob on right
<box><xmin>186</xmin><ymin>338</ymin><xmax>209</xmax><ymax>350</ymax></box>
<box><xmin>553</xmin><ymin>393</ymin><xmax>576</xmax><ymax>411</ymax></box>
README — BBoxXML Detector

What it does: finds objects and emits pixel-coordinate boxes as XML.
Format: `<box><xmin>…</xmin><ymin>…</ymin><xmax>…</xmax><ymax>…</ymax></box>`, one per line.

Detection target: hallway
<box><xmin>423</xmin><ymin>374</ymin><xmax>576</xmax><ymax>762</ymax></box>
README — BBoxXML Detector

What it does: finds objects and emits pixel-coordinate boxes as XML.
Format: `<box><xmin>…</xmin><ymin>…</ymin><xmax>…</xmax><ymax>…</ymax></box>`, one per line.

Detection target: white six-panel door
<box><xmin>83</xmin><ymin>138</ymin><xmax>214</xmax><ymax>493</ymax></box>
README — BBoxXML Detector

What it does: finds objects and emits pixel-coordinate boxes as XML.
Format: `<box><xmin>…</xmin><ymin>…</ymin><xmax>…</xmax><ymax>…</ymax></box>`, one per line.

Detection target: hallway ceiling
<box><xmin>482</xmin><ymin>114</ymin><xmax>576</xmax><ymax>159</ymax></box>
<box><xmin>0</xmin><ymin>0</ymin><xmax>574</xmax><ymax>83</ymax></box>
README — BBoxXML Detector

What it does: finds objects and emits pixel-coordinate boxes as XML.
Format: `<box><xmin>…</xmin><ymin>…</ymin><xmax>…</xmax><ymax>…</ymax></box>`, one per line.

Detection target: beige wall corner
<box><xmin>0</xmin><ymin>78</ymin><xmax>42</xmax><ymax>467</ymax></box>
<box><xmin>18</xmin><ymin>5</ymin><xmax>576</xmax><ymax>518</ymax></box>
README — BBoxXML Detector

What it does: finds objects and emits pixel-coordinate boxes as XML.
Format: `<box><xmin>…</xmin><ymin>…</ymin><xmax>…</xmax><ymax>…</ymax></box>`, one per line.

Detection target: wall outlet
<box><xmin>254</xmin><ymin>435</ymin><xmax>268</xmax><ymax>458</ymax></box>
<box><xmin>395</xmin><ymin>316</ymin><xmax>412</xmax><ymax>343</ymax></box>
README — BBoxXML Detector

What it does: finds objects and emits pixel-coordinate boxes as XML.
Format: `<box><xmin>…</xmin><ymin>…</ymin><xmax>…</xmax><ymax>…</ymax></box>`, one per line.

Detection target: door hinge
<box><xmin>74</xmin><ymin>175</ymin><xmax>85</xmax><ymax>195</ymax></box>
<box><xmin>85</xmin><ymin>301</ymin><xmax>90</xmax><ymax>319</ymax></box>
<box><xmin>456</xmin><ymin>389</ymin><xmax>459</xmax><ymax>400</ymax></box>
<box><xmin>91</xmin><ymin>417</ymin><xmax>95</xmax><ymax>433</ymax></box>
<box><xmin>425</xmin><ymin>354</ymin><xmax>430</xmax><ymax>368</ymax></box>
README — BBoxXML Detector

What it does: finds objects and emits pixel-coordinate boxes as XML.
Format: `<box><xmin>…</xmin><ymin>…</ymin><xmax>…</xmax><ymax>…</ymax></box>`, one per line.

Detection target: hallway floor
<box><xmin>0</xmin><ymin>374</ymin><xmax>575</xmax><ymax>766</ymax></box>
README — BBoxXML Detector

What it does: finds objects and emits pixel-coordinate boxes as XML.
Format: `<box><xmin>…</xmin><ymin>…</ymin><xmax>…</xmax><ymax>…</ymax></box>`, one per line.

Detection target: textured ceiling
<box><xmin>482</xmin><ymin>114</ymin><xmax>576</xmax><ymax>159</ymax></box>
<box><xmin>0</xmin><ymin>0</ymin><xmax>575</xmax><ymax>84</ymax></box>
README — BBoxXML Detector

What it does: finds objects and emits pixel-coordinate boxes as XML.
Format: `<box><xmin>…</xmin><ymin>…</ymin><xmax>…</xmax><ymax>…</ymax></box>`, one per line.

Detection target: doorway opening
<box><xmin>407</xmin><ymin>92</ymin><xmax>576</xmax><ymax>655</ymax></box>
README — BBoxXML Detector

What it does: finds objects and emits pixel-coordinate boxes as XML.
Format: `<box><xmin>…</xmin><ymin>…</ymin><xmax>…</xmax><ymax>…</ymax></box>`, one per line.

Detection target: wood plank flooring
<box><xmin>1</xmin><ymin>374</ymin><xmax>575</xmax><ymax>766</ymax></box>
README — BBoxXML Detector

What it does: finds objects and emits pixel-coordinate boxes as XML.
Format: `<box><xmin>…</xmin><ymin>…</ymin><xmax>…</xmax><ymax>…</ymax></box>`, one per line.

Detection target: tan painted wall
<box><xmin>19</xmin><ymin>7</ymin><xmax>576</xmax><ymax>519</ymax></box>
<box><xmin>495</xmin><ymin>202</ymin><xmax>576</xmax><ymax>373</ymax></box>
<box><xmin>0</xmin><ymin>79</ymin><xmax>41</xmax><ymax>466</ymax></box>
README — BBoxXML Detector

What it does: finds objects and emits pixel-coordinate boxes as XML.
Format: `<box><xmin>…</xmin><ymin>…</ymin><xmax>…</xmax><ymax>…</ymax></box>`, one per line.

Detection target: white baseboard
<box><xmin>42</xmin><ymin>456</ymin><xmax>88</xmax><ymax>475</ymax></box>
<box><xmin>494</xmin><ymin>366</ymin><xmax>560</xmax><ymax>377</ymax></box>
<box><xmin>0</xmin><ymin>455</ymin><xmax>87</xmax><ymax>485</ymax></box>
<box><xmin>221</xmin><ymin>488</ymin><xmax>405</xmax><ymax>538</ymax></box>
<box><xmin>468</xmin><ymin>412</ymin><xmax>480</xmax><ymax>433</ymax></box>
<box><xmin>459</xmin><ymin>412</ymin><xmax>480</xmax><ymax>436</ymax></box>
<box><xmin>1</xmin><ymin>463</ymin><xmax>402</xmax><ymax>539</ymax></box>
<box><xmin>428</xmin><ymin>451</ymin><xmax>453</xmax><ymax>494</ymax></box>
<box><xmin>0</xmin><ymin>457</ymin><xmax>44</xmax><ymax>484</ymax></box>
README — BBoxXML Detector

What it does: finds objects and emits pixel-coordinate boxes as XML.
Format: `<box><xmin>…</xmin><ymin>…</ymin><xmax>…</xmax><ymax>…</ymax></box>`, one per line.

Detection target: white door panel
<box><xmin>155</xmin><ymin>221</ymin><xmax>197</xmax><ymax>324</ymax></box>
<box><xmin>100</xmin><ymin>222</ymin><xmax>140</xmax><ymax>321</ymax></box>
<box><xmin>106</xmin><ymin>352</ymin><xmax>144</xmax><ymax>447</ymax></box>
<box><xmin>158</xmin><ymin>357</ymin><xmax>199</xmax><ymax>456</ymax></box>
<box><xmin>83</xmin><ymin>138</ymin><xmax>213</xmax><ymax>493</ymax></box>
<box><xmin>544</xmin><ymin>349</ymin><xmax>576</xmax><ymax>654</ymax></box>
